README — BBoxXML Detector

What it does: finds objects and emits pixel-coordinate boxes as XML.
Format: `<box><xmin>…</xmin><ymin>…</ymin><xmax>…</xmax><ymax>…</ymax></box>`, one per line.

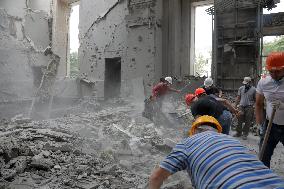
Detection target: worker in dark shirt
<box><xmin>202</xmin><ymin>78</ymin><xmax>222</xmax><ymax>97</ymax></box>
<box><xmin>190</xmin><ymin>88</ymin><xmax>238</xmax><ymax>134</ymax></box>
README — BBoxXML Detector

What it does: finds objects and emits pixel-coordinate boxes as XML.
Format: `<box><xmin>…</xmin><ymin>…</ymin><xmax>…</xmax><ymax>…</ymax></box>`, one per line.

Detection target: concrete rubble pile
<box><xmin>0</xmin><ymin>98</ymin><xmax>191</xmax><ymax>189</ymax></box>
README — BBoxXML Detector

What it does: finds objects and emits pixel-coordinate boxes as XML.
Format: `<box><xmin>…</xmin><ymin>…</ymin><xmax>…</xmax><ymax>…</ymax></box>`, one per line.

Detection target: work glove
<box><xmin>271</xmin><ymin>100</ymin><xmax>281</xmax><ymax>110</ymax></box>
<box><xmin>256</xmin><ymin>123</ymin><xmax>264</xmax><ymax>136</ymax></box>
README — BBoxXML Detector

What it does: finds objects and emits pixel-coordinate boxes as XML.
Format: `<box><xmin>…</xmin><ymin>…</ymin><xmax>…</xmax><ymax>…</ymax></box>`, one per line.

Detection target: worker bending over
<box><xmin>149</xmin><ymin>116</ymin><xmax>284</xmax><ymax>189</ymax></box>
<box><xmin>152</xmin><ymin>76</ymin><xmax>180</xmax><ymax>113</ymax></box>
<box><xmin>189</xmin><ymin>88</ymin><xmax>239</xmax><ymax>134</ymax></box>
<box><xmin>255</xmin><ymin>52</ymin><xmax>284</xmax><ymax>167</ymax></box>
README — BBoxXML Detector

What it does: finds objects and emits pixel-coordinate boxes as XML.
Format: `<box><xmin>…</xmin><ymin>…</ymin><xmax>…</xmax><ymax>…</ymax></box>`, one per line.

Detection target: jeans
<box><xmin>217</xmin><ymin>110</ymin><xmax>233</xmax><ymax>135</ymax></box>
<box><xmin>259</xmin><ymin>120</ymin><xmax>284</xmax><ymax>168</ymax></box>
<box><xmin>236</xmin><ymin>105</ymin><xmax>254</xmax><ymax>136</ymax></box>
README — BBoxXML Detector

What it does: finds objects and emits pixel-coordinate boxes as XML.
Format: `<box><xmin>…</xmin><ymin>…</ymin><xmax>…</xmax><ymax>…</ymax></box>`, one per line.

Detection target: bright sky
<box><xmin>195</xmin><ymin>5</ymin><xmax>213</xmax><ymax>57</ymax></box>
<box><xmin>69</xmin><ymin>5</ymin><xmax>79</xmax><ymax>53</ymax></box>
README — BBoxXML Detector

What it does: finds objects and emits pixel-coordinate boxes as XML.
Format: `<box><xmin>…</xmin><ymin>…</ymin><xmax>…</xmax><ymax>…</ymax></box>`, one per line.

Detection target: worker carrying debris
<box><xmin>255</xmin><ymin>52</ymin><xmax>284</xmax><ymax>168</ymax></box>
<box><xmin>151</xmin><ymin>76</ymin><xmax>180</xmax><ymax>114</ymax></box>
<box><xmin>234</xmin><ymin>76</ymin><xmax>256</xmax><ymax>140</ymax></box>
<box><xmin>143</xmin><ymin>77</ymin><xmax>180</xmax><ymax>121</ymax></box>
<box><xmin>149</xmin><ymin>115</ymin><xmax>284</xmax><ymax>189</ymax></box>
<box><xmin>188</xmin><ymin>88</ymin><xmax>239</xmax><ymax>134</ymax></box>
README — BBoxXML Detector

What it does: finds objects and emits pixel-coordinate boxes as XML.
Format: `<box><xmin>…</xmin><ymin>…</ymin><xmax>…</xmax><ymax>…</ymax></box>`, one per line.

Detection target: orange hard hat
<box><xmin>185</xmin><ymin>94</ymin><xmax>195</xmax><ymax>106</ymax></box>
<box><xmin>195</xmin><ymin>88</ymin><xmax>206</xmax><ymax>96</ymax></box>
<box><xmin>189</xmin><ymin>115</ymin><xmax>222</xmax><ymax>136</ymax></box>
<box><xmin>266</xmin><ymin>52</ymin><xmax>284</xmax><ymax>71</ymax></box>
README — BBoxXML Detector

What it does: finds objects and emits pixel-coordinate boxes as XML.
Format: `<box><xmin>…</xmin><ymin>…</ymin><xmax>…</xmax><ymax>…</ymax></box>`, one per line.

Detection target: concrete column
<box><xmin>181</xmin><ymin>0</ymin><xmax>191</xmax><ymax>77</ymax></box>
<box><xmin>51</xmin><ymin>0</ymin><xmax>71</xmax><ymax>78</ymax></box>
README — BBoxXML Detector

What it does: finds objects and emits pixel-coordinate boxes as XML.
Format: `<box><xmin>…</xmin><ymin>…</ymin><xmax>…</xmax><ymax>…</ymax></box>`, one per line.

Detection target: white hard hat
<box><xmin>204</xmin><ymin>78</ymin><xmax>213</xmax><ymax>87</ymax></box>
<box><xmin>165</xmin><ymin>77</ymin><xmax>172</xmax><ymax>84</ymax></box>
<box><xmin>242</xmin><ymin>77</ymin><xmax>251</xmax><ymax>84</ymax></box>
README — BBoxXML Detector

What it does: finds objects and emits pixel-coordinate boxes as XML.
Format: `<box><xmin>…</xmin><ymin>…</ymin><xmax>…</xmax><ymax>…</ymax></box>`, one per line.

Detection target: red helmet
<box><xmin>185</xmin><ymin>94</ymin><xmax>195</xmax><ymax>106</ymax></box>
<box><xmin>195</xmin><ymin>88</ymin><xmax>206</xmax><ymax>96</ymax></box>
<box><xmin>266</xmin><ymin>52</ymin><xmax>284</xmax><ymax>71</ymax></box>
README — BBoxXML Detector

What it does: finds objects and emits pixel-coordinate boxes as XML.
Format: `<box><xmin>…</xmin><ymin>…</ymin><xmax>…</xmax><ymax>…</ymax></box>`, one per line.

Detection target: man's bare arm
<box><xmin>255</xmin><ymin>93</ymin><xmax>265</xmax><ymax>124</ymax></box>
<box><xmin>169</xmin><ymin>87</ymin><xmax>181</xmax><ymax>93</ymax></box>
<box><xmin>217</xmin><ymin>98</ymin><xmax>240</xmax><ymax>116</ymax></box>
<box><xmin>235</xmin><ymin>95</ymin><xmax>241</xmax><ymax>108</ymax></box>
<box><xmin>149</xmin><ymin>167</ymin><xmax>172</xmax><ymax>189</ymax></box>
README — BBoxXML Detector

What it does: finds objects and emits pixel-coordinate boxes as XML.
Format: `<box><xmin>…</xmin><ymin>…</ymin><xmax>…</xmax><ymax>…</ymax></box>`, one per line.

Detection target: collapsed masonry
<box><xmin>1</xmin><ymin>98</ymin><xmax>284</xmax><ymax>188</ymax></box>
<box><xmin>1</xmin><ymin>0</ymin><xmax>284</xmax><ymax>188</ymax></box>
<box><xmin>0</xmin><ymin>98</ymin><xmax>196</xmax><ymax>188</ymax></box>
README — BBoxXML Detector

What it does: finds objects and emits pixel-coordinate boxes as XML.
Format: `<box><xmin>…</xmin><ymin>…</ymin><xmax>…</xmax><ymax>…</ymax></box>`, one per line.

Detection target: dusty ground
<box><xmin>0</xmin><ymin>96</ymin><xmax>283</xmax><ymax>189</ymax></box>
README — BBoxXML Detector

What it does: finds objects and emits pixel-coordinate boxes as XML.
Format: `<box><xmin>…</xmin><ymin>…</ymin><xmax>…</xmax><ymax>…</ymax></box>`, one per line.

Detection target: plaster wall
<box><xmin>79</xmin><ymin>0</ymin><xmax>163</xmax><ymax>97</ymax></box>
<box><xmin>0</xmin><ymin>1</ymin><xmax>55</xmax><ymax>103</ymax></box>
<box><xmin>0</xmin><ymin>10</ymin><xmax>41</xmax><ymax>102</ymax></box>
<box><xmin>0</xmin><ymin>1</ymin><xmax>27</xmax><ymax>18</ymax></box>
<box><xmin>29</xmin><ymin>0</ymin><xmax>52</xmax><ymax>14</ymax></box>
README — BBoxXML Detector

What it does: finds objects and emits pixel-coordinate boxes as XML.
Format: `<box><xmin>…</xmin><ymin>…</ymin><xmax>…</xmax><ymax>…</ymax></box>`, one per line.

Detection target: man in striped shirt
<box><xmin>149</xmin><ymin>116</ymin><xmax>284</xmax><ymax>189</ymax></box>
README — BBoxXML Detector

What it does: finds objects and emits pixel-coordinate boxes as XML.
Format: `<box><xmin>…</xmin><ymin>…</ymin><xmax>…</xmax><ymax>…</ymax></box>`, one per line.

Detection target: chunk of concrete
<box><xmin>1</xmin><ymin>168</ymin><xmax>17</xmax><ymax>180</ymax></box>
<box><xmin>30</xmin><ymin>156</ymin><xmax>54</xmax><ymax>170</ymax></box>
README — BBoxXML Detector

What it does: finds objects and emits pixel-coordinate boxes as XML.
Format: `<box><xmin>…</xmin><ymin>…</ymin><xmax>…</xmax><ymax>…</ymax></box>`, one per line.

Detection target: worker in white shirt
<box><xmin>255</xmin><ymin>52</ymin><xmax>284</xmax><ymax>168</ymax></box>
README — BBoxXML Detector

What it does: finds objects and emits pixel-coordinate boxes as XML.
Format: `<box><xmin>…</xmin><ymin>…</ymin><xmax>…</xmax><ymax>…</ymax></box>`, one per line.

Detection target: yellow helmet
<box><xmin>189</xmin><ymin>115</ymin><xmax>222</xmax><ymax>136</ymax></box>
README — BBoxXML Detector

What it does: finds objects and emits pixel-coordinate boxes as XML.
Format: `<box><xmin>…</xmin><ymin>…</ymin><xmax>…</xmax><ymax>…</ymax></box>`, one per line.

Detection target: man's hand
<box><xmin>255</xmin><ymin>123</ymin><xmax>263</xmax><ymax>136</ymax></box>
<box><xmin>149</xmin><ymin>167</ymin><xmax>171</xmax><ymax>189</ymax></box>
<box><xmin>235</xmin><ymin>110</ymin><xmax>242</xmax><ymax>118</ymax></box>
<box><xmin>271</xmin><ymin>100</ymin><xmax>281</xmax><ymax>110</ymax></box>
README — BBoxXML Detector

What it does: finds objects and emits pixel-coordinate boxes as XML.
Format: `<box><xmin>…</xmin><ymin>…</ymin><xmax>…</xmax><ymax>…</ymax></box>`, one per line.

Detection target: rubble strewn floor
<box><xmin>0</xmin><ymin>97</ymin><xmax>283</xmax><ymax>189</ymax></box>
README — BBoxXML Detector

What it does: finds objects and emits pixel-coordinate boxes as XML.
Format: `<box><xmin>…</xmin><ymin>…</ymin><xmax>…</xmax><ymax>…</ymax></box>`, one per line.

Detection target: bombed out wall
<box><xmin>0</xmin><ymin>0</ymin><xmax>80</xmax><ymax>119</ymax></box>
<box><xmin>78</xmin><ymin>0</ymin><xmax>163</xmax><ymax>98</ymax></box>
<box><xmin>0</xmin><ymin>1</ymin><xmax>52</xmax><ymax>103</ymax></box>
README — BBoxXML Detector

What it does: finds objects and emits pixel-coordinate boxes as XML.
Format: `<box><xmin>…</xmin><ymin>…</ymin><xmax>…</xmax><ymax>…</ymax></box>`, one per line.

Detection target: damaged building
<box><xmin>1</xmin><ymin>0</ymin><xmax>284</xmax><ymax>101</ymax></box>
<box><xmin>1</xmin><ymin>0</ymin><xmax>284</xmax><ymax>188</ymax></box>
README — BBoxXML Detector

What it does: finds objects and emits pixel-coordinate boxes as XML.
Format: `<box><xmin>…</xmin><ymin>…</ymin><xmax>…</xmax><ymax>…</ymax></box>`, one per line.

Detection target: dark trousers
<box><xmin>259</xmin><ymin>120</ymin><xmax>284</xmax><ymax>167</ymax></box>
<box><xmin>236</xmin><ymin>105</ymin><xmax>254</xmax><ymax>136</ymax></box>
<box><xmin>217</xmin><ymin>110</ymin><xmax>232</xmax><ymax>135</ymax></box>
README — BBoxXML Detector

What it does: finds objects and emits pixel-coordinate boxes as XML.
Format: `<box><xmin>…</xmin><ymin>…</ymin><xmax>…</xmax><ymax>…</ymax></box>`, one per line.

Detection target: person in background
<box><xmin>149</xmin><ymin>116</ymin><xmax>284</xmax><ymax>189</ymax></box>
<box><xmin>152</xmin><ymin>76</ymin><xmax>180</xmax><ymax>114</ymax></box>
<box><xmin>234</xmin><ymin>76</ymin><xmax>256</xmax><ymax>140</ymax></box>
<box><xmin>202</xmin><ymin>77</ymin><xmax>222</xmax><ymax>97</ymax></box>
<box><xmin>255</xmin><ymin>52</ymin><xmax>284</xmax><ymax>168</ymax></box>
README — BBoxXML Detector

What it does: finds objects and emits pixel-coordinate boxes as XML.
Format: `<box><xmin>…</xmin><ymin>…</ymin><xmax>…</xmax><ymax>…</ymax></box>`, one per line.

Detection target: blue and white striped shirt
<box><xmin>160</xmin><ymin>131</ymin><xmax>284</xmax><ymax>189</ymax></box>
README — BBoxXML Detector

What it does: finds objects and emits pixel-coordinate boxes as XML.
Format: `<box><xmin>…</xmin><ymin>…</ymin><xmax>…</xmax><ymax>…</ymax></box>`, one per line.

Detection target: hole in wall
<box><xmin>69</xmin><ymin>3</ymin><xmax>79</xmax><ymax>78</ymax></box>
<box><xmin>194</xmin><ymin>4</ymin><xmax>213</xmax><ymax>77</ymax></box>
<box><xmin>104</xmin><ymin>58</ymin><xmax>121</xmax><ymax>99</ymax></box>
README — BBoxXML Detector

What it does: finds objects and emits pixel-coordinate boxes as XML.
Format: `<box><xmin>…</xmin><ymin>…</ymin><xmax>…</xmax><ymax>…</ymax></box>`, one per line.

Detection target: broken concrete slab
<box><xmin>1</xmin><ymin>168</ymin><xmax>17</xmax><ymax>181</ymax></box>
<box><xmin>30</xmin><ymin>155</ymin><xmax>54</xmax><ymax>171</ymax></box>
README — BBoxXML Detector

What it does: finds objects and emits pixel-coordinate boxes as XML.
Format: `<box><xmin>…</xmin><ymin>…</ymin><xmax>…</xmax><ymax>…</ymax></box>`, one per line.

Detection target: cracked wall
<box><xmin>0</xmin><ymin>0</ymin><xmax>78</xmax><ymax>105</ymax></box>
<box><xmin>79</xmin><ymin>0</ymin><xmax>163</xmax><ymax>98</ymax></box>
<box><xmin>0</xmin><ymin>1</ymin><xmax>53</xmax><ymax>102</ymax></box>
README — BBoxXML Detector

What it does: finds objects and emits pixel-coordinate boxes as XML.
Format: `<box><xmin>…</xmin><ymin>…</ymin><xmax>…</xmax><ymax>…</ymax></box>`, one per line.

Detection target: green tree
<box><xmin>263</xmin><ymin>36</ymin><xmax>284</xmax><ymax>55</ymax></box>
<box><xmin>195</xmin><ymin>53</ymin><xmax>210</xmax><ymax>77</ymax></box>
<box><xmin>69</xmin><ymin>52</ymin><xmax>79</xmax><ymax>78</ymax></box>
<box><xmin>262</xmin><ymin>36</ymin><xmax>284</xmax><ymax>73</ymax></box>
